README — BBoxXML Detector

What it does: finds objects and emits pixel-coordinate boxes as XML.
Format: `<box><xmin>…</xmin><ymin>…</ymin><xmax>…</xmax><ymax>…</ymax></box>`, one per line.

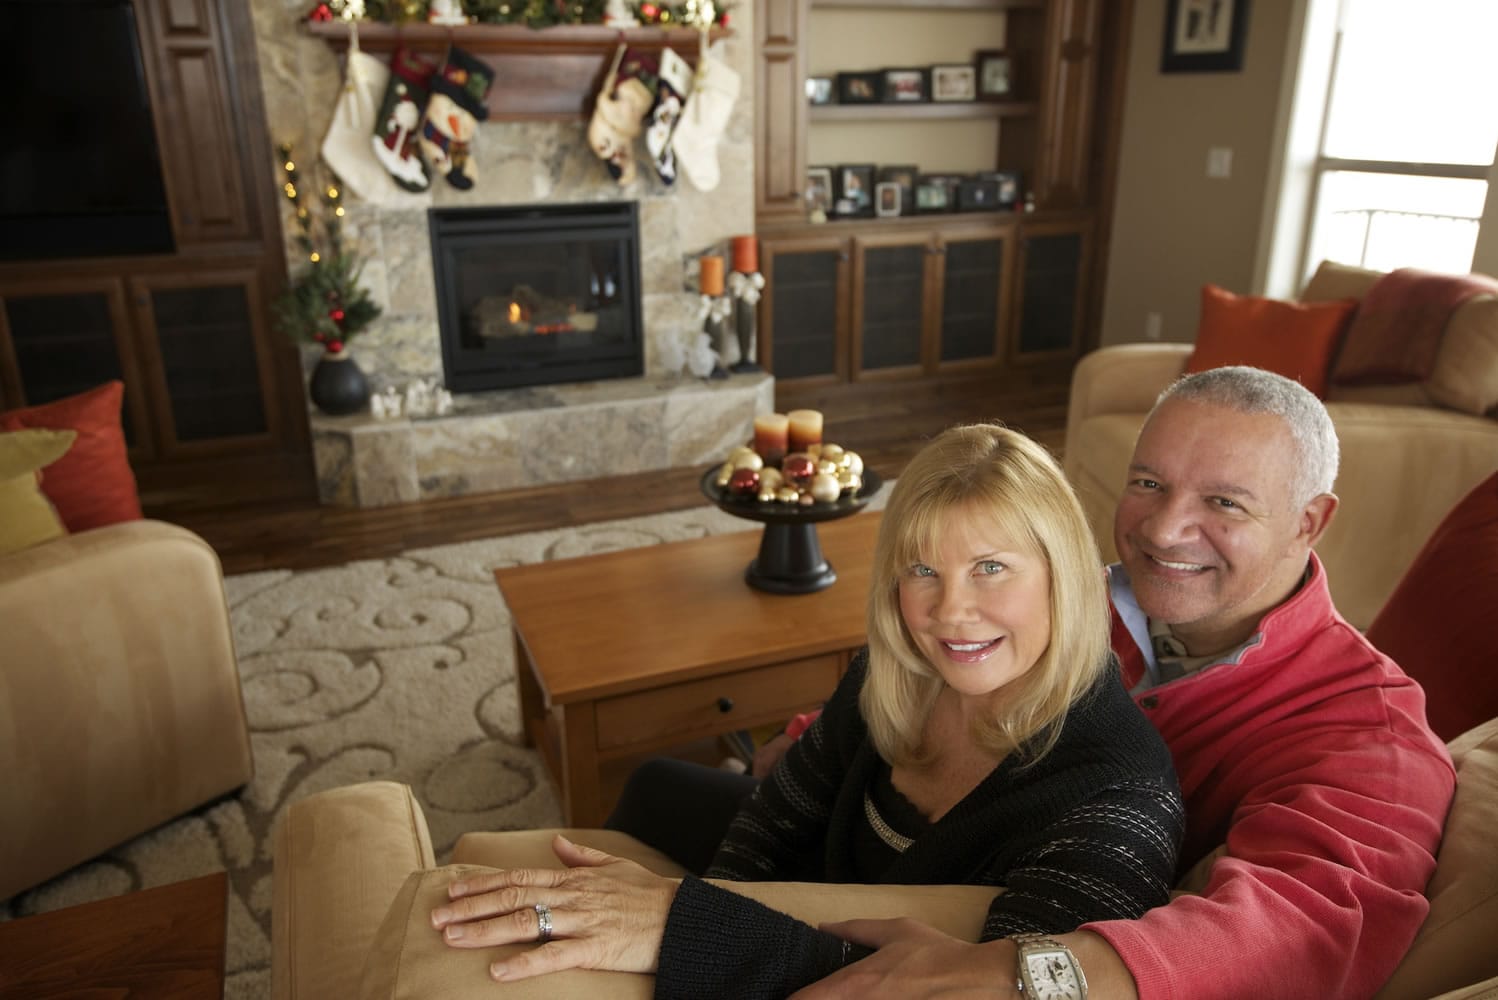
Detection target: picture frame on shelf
<box><xmin>930</xmin><ymin>64</ymin><xmax>977</xmax><ymax>102</ymax></box>
<box><xmin>976</xmin><ymin>50</ymin><xmax>1012</xmax><ymax>99</ymax></box>
<box><xmin>835</xmin><ymin>163</ymin><xmax>877</xmax><ymax>218</ymax></box>
<box><xmin>876</xmin><ymin>164</ymin><xmax>918</xmax><ymax>215</ymax></box>
<box><xmin>983</xmin><ymin>169</ymin><xmax>1022</xmax><ymax>209</ymax></box>
<box><xmin>875</xmin><ymin>181</ymin><xmax>902</xmax><ymax>218</ymax></box>
<box><xmin>807</xmin><ymin>166</ymin><xmax>834</xmax><ymax>218</ymax></box>
<box><xmin>806</xmin><ymin>76</ymin><xmax>835</xmax><ymax>105</ymax></box>
<box><xmin>915</xmin><ymin>174</ymin><xmax>958</xmax><ymax>214</ymax></box>
<box><xmin>957</xmin><ymin>175</ymin><xmax>1001</xmax><ymax>212</ymax></box>
<box><xmin>881</xmin><ymin>67</ymin><xmax>927</xmax><ymax>103</ymax></box>
<box><xmin>1161</xmin><ymin>0</ymin><xmax>1251</xmax><ymax>73</ymax></box>
<box><xmin>836</xmin><ymin>71</ymin><xmax>883</xmax><ymax>104</ymax></box>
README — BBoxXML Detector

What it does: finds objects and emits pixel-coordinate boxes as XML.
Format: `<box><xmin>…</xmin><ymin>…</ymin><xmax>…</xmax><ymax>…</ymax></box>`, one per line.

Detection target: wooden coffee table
<box><xmin>0</xmin><ymin>871</ymin><xmax>228</xmax><ymax>998</ymax></box>
<box><xmin>496</xmin><ymin>509</ymin><xmax>882</xmax><ymax>825</ymax></box>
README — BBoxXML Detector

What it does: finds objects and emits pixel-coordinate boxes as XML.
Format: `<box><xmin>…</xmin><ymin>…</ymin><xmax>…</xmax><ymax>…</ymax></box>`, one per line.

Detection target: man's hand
<box><xmin>787</xmin><ymin>921</ymin><xmax>1140</xmax><ymax>1000</ymax></box>
<box><xmin>789</xmin><ymin>918</ymin><xmax>1018</xmax><ymax>999</ymax></box>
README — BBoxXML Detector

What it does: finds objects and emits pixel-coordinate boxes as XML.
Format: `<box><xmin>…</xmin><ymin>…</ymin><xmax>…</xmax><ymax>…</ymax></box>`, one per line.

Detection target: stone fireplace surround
<box><xmin>248</xmin><ymin>0</ymin><xmax>764</xmax><ymax>506</ymax></box>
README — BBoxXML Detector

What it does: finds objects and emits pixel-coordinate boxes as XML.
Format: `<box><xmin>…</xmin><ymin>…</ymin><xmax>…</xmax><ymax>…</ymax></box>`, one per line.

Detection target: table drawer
<box><xmin>594</xmin><ymin>655</ymin><xmax>841</xmax><ymax>752</ymax></box>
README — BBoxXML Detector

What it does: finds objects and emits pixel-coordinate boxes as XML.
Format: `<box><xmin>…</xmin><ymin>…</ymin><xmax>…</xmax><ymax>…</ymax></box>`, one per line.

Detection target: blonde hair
<box><xmin>860</xmin><ymin>423</ymin><xmax>1111</xmax><ymax>766</ymax></box>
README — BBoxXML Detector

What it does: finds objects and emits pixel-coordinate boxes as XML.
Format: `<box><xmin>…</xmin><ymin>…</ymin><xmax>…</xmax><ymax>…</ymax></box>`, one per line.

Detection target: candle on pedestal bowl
<box><xmin>787</xmin><ymin>409</ymin><xmax>823</xmax><ymax>454</ymax></box>
<box><xmin>753</xmin><ymin>412</ymin><xmax>789</xmax><ymax>465</ymax></box>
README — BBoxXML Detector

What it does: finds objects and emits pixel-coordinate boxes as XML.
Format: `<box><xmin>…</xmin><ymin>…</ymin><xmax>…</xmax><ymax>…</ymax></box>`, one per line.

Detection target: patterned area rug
<box><xmin>0</xmin><ymin>496</ymin><xmax>889</xmax><ymax>998</ymax></box>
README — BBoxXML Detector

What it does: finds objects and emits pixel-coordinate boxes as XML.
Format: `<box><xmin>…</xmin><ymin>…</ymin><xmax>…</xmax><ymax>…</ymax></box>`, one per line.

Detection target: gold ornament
<box><xmin>809</xmin><ymin>472</ymin><xmax>841</xmax><ymax>503</ymax></box>
<box><xmin>775</xmin><ymin>486</ymin><xmax>800</xmax><ymax>504</ymax></box>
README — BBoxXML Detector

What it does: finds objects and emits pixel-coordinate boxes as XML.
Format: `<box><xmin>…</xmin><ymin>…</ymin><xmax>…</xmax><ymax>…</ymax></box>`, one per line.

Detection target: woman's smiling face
<box><xmin>897</xmin><ymin>503</ymin><xmax>1053</xmax><ymax>706</ymax></box>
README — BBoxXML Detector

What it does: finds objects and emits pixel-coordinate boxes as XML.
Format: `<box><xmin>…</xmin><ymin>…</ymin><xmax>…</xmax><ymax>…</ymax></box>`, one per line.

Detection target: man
<box><xmin>792</xmin><ymin>366</ymin><xmax>1456</xmax><ymax>1000</ymax></box>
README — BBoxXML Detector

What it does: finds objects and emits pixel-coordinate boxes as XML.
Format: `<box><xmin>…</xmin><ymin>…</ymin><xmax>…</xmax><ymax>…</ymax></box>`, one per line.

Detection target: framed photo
<box><xmin>881</xmin><ymin>67</ymin><xmax>927</xmax><ymax>103</ymax></box>
<box><xmin>806</xmin><ymin>166</ymin><xmax>834</xmax><ymax>216</ymax></box>
<box><xmin>976</xmin><ymin>51</ymin><xmax>1012</xmax><ymax>99</ymax></box>
<box><xmin>836</xmin><ymin>71</ymin><xmax>883</xmax><ymax>105</ymax></box>
<box><xmin>1161</xmin><ymin>0</ymin><xmax>1251</xmax><ymax>73</ymax></box>
<box><xmin>806</xmin><ymin>76</ymin><xmax>835</xmax><ymax>105</ymax></box>
<box><xmin>835</xmin><ymin>163</ymin><xmax>877</xmax><ymax>218</ymax></box>
<box><xmin>985</xmin><ymin>169</ymin><xmax>1022</xmax><ymax>209</ymax></box>
<box><xmin>930</xmin><ymin>64</ymin><xmax>976</xmax><ymax>103</ymax></box>
<box><xmin>915</xmin><ymin>174</ymin><xmax>957</xmax><ymax>214</ymax></box>
<box><xmin>875</xmin><ymin>181</ymin><xmax>902</xmax><ymax>218</ymax></box>
<box><xmin>876</xmin><ymin>164</ymin><xmax>918</xmax><ymax>215</ymax></box>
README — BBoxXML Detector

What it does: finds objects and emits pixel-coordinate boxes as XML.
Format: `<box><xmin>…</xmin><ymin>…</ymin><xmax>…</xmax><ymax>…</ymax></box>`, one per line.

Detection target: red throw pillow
<box><xmin>1185</xmin><ymin>284</ymin><xmax>1359</xmax><ymax>398</ymax></box>
<box><xmin>0</xmin><ymin>381</ymin><xmax>142</xmax><ymax>532</ymax></box>
<box><xmin>1366</xmin><ymin>471</ymin><xmax>1498</xmax><ymax>742</ymax></box>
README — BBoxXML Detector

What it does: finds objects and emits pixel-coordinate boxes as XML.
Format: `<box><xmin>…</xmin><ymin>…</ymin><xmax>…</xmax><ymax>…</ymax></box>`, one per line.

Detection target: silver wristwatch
<box><xmin>1013</xmin><ymin>933</ymin><xmax>1088</xmax><ymax>1000</ymax></box>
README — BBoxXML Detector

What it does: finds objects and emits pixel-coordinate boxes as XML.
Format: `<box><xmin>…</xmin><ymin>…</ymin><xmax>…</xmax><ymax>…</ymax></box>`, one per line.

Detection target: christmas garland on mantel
<box><xmin>312</xmin><ymin>0</ymin><xmax>729</xmax><ymax>28</ymax></box>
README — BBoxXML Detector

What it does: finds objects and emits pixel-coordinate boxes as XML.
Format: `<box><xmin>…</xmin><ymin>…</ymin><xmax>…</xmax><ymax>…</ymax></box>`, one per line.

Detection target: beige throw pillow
<box><xmin>0</xmin><ymin>428</ymin><xmax>77</xmax><ymax>555</ymax></box>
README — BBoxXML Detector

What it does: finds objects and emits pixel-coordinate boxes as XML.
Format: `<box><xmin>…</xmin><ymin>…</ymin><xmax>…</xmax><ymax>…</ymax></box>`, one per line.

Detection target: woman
<box><xmin>431</xmin><ymin>423</ymin><xmax>1183</xmax><ymax>997</ymax></box>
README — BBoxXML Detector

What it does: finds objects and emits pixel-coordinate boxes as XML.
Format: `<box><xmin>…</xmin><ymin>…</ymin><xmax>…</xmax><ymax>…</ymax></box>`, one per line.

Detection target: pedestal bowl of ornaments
<box><xmin>700</xmin><ymin>439</ymin><xmax>881</xmax><ymax>595</ymax></box>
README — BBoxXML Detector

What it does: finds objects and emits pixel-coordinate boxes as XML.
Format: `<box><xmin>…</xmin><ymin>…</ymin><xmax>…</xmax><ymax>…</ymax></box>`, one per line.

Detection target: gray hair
<box><xmin>1156</xmin><ymin>366</ymin><xmax>1339</xmax><ymax>506</ymax></box>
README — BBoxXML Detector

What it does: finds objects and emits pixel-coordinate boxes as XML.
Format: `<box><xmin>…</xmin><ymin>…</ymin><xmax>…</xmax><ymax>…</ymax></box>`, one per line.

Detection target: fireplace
<box><xmin>429</xmin><ymin>202</ymin><xmax>645</xmax><ymax>393</ymax></box>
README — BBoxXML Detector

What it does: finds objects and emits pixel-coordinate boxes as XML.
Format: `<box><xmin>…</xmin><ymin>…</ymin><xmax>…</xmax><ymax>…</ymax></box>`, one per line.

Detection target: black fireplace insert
<box><xmin>429</xmin><ymin>202</ymin><xmax>644</xmax><ymax>392</ymax></box>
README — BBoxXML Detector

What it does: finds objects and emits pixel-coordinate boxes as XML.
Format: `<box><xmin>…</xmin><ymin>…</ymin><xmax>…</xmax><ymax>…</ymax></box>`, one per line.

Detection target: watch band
<box><xmin>1013</xmin><ymin>933</ymin><xmax>1087</xmax><ymax>999</ymax></box>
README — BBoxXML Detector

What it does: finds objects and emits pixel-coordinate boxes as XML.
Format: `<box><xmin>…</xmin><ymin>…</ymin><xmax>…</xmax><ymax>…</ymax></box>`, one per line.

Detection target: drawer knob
<box><xmin>716</xmin><ymin>696</ymin><xmax>735</xmax><ymax>713</ymax></box>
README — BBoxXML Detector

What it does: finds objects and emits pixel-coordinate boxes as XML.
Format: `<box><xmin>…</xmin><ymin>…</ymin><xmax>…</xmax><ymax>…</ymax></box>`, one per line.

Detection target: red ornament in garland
<box><xmin>308</xmin><ymin>2</ymin><xmax>334</xmax><ymax>21</ymax></box>
<box><xmin>640</xmin><ymin>2</ymin><xmax>658</xmax><ymax>18</ymax></box>
<box><xmin>330</xmin><ymin>308</ymin><xmax>346</xmax><ymax>323</ymax></box>
<box><xmin>328</xmin><ymin>339</ymin><xmax>345</xmax><ymax>354</ymax></box>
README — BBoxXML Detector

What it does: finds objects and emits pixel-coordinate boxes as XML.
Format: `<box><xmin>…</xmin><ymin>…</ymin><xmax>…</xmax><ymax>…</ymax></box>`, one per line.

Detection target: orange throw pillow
<box><xmin>0</xmin><ymin>381</ymin><xmax>142</xmax><ymax>532</ymax></box>
<box><xmin>1185</xmin><ymin>284</ymin><xmax>1358</xmax><ymax>398</ymax></box>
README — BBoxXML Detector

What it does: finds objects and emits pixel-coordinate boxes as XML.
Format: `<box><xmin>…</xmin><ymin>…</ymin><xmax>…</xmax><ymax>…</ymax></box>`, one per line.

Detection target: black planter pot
<box><xmin>309</xmin><ymin>350</ymin><xmax>371</xmax><ymax>416</ymax></box>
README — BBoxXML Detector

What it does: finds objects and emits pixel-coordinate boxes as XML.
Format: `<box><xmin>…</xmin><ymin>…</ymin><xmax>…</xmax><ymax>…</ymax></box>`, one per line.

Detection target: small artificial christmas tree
<box><xmin>271</xmin><ymin>144</ymin><xmax>381</xmax><ymax>355</ymax></box>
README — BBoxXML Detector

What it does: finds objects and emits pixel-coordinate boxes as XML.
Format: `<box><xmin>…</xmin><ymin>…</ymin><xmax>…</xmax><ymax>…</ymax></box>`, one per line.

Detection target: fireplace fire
<box><xmin>430</xmin><ymin>202</ymin><xmax>644</xmax><ymax>392</ymax></box>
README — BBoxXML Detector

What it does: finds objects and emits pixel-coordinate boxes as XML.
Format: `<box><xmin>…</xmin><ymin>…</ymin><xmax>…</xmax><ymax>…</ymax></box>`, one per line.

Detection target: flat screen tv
<box><xmin>0</xmin><ymin>0</ymin><xmax>174</xmax><ymax>261</ymax></box>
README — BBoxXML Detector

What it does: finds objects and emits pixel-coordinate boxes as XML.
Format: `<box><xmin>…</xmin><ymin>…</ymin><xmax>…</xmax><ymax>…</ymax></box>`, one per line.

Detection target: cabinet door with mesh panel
<box><xmin>853</xmin><ymin>234</ymin><xmax>932</xmax><ymax>380</ymax></box>
<box><xmin>1012</xmin><ymin>219</ymin><xmax>1091</xmax><ymax>361</ymax></box>
<box><xmin>127</xmin><ymin>268</ymin><xmax>280</xmax><ymax>455</ymax></box>
<box><xmin>761</xmin><ymin>234</ymin><xmax>851</xmax><ymax>385</ymax></box>
<box><xmin>937</xmin><ymin>228</ymin><xmax>1012</xmax><ymax>372</ymax></box>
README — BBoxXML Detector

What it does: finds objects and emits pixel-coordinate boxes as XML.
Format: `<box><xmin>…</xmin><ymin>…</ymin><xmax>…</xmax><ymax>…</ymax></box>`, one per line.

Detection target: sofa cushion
<box><xmin>362</xmin><ymin>831</ymin><xmax>999</xmax><ymax>1000</ymax></box>
<box><xmin>1375</xmin><ymin>718</ymin><xmax>1498</xmax><ymax>1000</ymax></box>
<box><xmin>1186</xmin><ymin>283</ymin><xmax>1357</xmax><ymax>398</ymax></box>
<box><xmin>1365</xmin><ymin>471</ymin><xmax>1498</xmax><ymax>742</ymax></box>
<box><xmin>0</xmin><ymin>381</ymin><xmax>142</xmax><ymax>532</ymax></box>
<box><xmin>0</xmin><ymin>428</ymin><xmax>75</xmax><ymax>555</ymax></box>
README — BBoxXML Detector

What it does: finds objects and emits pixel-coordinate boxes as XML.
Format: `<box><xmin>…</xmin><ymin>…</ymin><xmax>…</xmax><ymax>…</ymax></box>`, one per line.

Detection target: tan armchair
<box><xmin>0</xmin><ymin>520</ymin><xmax>253</xmax><ymax>901</ymax></box>
<box><xmin>1063</xmin><ymin>261</ymin><xmax>1498</xmax><ymax>629</ymax></box>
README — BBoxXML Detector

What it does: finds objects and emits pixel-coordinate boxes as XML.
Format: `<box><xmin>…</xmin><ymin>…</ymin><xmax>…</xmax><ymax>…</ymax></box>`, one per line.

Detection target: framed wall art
<box><xmin>1161</xmin><ymin>0</ymin><xmax>1251</xmax><ymax>73</ymax></box>
<box><xmin>930</xmin><ymin>64</ymin><xmax>977</xmax><ymax>102</ymax></box>
<box><xmin>976</xmin><ymin>51</ymin><xmax>1012</xmax><ymax>99</ymax></box>
<box><xmin>881</xmin><ymin>67</ymin><xmax>927</xmax><ymax>103</ymax></box>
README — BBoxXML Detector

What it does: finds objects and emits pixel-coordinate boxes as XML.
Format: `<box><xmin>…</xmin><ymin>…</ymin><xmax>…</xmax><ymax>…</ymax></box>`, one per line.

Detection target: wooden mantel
<box><xmin>306</xmin><ymin>21</ymin><xmax>730</xmax><ymax>121</ymax></box>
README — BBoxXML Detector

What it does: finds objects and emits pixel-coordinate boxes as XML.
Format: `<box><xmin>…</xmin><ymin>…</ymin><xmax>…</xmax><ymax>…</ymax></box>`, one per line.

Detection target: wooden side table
<box><xmin>0</xmin><ymin>871</ymin><xmax>228</xmax><ymax>999</ymax></box>
<box><xmin>496</xmin><ymin>510</ymin><xmax>882</xmax><ymax>825</ymax></box>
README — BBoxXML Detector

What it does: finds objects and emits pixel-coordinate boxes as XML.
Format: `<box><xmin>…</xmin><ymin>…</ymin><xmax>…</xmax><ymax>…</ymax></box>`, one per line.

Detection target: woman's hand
<box><xmin>429</xmin><ymin>834</ymin><xmax>679</xmax><ymax>982</ymax></box>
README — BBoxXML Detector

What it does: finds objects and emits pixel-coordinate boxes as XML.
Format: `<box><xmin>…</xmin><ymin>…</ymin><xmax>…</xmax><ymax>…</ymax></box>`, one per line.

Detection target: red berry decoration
<box><xmin>327</xmin><ymin>339</ymin><xmax>344</xmax><ymax>353</ymax></box>
<box><xmin>728</xmin><ymin>467</ymin><xmax>761</xmax><ymax>496</ymax></box>
<box><xmin>781</xmin><ymin>452</ymin><xmax>817</xmax><ymax>488</ymax></box>
<box><xmin>308</xmin><ymin>2</ymin><xmax>334</xmax><ymax>21</ymax></box>
<box><xmin>313</xmin><ymin>331</ymin><xmax>326</xmax><ymax>342</ymax></box>
<box><xmin>329</xmin><ymin>308</ymin><xmax>346</xmax><ymax>323</ymax></box>
<box><xmin>640</xmin><ymin>2</ymin><xmax>658</xmax><ymax>18</ymax></box>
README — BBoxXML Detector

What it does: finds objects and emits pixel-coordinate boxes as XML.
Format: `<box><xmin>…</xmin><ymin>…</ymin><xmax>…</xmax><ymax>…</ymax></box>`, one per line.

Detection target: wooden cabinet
<box><xmin>761</xmin><ymin>216</ymin><xmax>1018</xmax><ymax>386</ymax></box>
<box><xmin>755</xmin><ymin>0</ymin><xmax>1114</xmax><ymax>392</ymax></box>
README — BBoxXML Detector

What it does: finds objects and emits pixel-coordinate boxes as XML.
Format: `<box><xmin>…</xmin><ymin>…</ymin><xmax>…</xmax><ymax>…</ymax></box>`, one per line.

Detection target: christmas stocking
<box><xmin>587</xmin><ymin>46</ymin><xmax>656</xmax><ymax>186</ymax></box>
<box><xmin>371</xmin><ymin>45</ymin><xmax>436</xmax><ymax>192</ymax></box>
<box><xmin>321</xmin><ymin>46</ymin><xmax>391</xmax><ymax>203</ymax></box>
<box><xmin>671</xmin><ymin>42</ymin><xmax>741</xmax><ymax>192</ymax></box>
<box><xmin>644</xmin><ymin>47</ymin><xmax>693</xmax><ymax>185</ymax></box>
<box><xmin>418</xmin><ymin>46</ymin><xmax>495</xmax><ymax>191</ymax></box>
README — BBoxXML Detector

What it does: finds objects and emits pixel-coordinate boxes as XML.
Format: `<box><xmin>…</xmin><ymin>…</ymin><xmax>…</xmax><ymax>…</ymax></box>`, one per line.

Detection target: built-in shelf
<box><xmin>810</xmin><ymin>100</ymin><xmax>1037</xmax><ymax>122</ymax></box>
<box><xmin>306</xmin><ymin>21</ymin><xmax>730</xmax><ymax>121</ymax></box>
<box><xmin>811</xmin><ymin>0</ymin><xmax>1039</xmax><ymax>8</ymax></box>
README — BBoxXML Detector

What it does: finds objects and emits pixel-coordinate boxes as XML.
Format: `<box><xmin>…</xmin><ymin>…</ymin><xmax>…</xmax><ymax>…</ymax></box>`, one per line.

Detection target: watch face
<box><xmin>1024</xmin><ymin>950</ymin><xmax>1083</xmax><ymax>1000</ymax></box>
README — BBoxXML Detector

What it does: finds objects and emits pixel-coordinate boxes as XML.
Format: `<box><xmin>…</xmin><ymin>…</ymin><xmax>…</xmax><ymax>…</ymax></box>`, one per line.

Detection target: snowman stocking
<box><xmin>671</xmin><ymin>41</ymin><xmax>740</xmax><ymax>192</ymax></box>
<box><xmin>418</xmin><ymin>46</ymin><xmax>495</xmax><ymax>191</ymax></box>
<box><xmin>644</xmin><ymin>47</ymin><xmax>692</xmax><ymax>185</ymax></box>
<box><xmin>587</xmin><ymin>46</ymin><xmax>657</xmax><ymax>186</ymax></box>
<box><xmin>371</xmin><ymin>45</ymin><xmax>436</xmax><ymax>192</ymax></box>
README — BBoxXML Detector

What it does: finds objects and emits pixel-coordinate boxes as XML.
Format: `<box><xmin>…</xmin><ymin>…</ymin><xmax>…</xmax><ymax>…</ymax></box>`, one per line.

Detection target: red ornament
<box><xmin>330</xmin><ymin>308</ymin><xmax>346</xmax><ymax>323</ymax></box>
<box><xmin>781</xmin><ymin>453</ymin><xmax>816</xmax><ymax>488</ymax></box>
<box><xmin>327</xmin><ymin>339</ymin><xmax>345</xmax><ymax>354</ymax></box>
<box><xmin>720</xmin><ymin>12</ymin><xmax>729</xmax><ymax>26</ymax></box>
<box><xmin>728</xmin><ymin>467</ymin><xmax>761</xmax><ymax>496</ymax></box>
<box><xmin>313</xmin><ymin>331</ymin><xmax>327</xmax><ymax>342</ymax></box>
<box><xmin>640</xmin><ymin>2</ymin><xmax>658</xmax><ymax>19</ymax></box>
<box><xmin>308</xmin><ymin>2</ymin><xmax>334</xmax><ymax>21</ymax></box>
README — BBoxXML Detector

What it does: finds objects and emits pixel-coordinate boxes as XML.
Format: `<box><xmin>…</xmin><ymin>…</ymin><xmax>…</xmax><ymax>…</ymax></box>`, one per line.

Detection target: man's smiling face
<box><xmin>1113</xmin><ymin>397</ymin><xmax>1320</xmax><ymax>655</ymax></box>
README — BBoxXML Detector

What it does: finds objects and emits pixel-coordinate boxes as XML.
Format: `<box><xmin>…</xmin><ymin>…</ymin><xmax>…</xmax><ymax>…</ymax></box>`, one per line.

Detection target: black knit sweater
<box><xmin>653</xmin><ymin>650</ymin><xmax>1183</xmax><ymax>999</ymax></box>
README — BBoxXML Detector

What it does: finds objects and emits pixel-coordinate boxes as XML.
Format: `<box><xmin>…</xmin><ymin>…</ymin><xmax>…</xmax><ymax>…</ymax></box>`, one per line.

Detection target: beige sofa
<box><xmin>272</xmin><ymin>713</ymin><xmax>1498</xmax><ymax>1000</ymax></box>
<box><xmin>0</xmin><ymin>519</ymin><xmax>254</xmax><ymax>901</ymax></box>
<box><xmin>1063</xmin><ymin>261</ymin><xmax>1498</xmax><ymax>629</ymax></box>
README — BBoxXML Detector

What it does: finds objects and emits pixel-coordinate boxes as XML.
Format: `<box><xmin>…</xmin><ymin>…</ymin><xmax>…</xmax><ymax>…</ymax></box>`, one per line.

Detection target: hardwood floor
<box><xmin>155</xmin><ymin>373</ymin><xmax>1070</xmax><ymax>576</ymax></box>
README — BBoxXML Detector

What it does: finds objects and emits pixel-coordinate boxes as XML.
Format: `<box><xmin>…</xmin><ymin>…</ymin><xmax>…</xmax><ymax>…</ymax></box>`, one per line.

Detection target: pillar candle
<box><xmin>753</xmin><ymin>412</ymin><xmax>789</xmax><ymax>464</ymax></box>
<box><xmin>787</xmin><ymin>409</ymin><xmax>823</xmax><ymax>453</ymax></box>
<box><xmin>700</xmin><ymin>255</ymin><xmax>725</xmax><ymax>296</ymax></box>
<box><xmin>731</xmin><ymin>235</ymin><xmax>758</xmax><ymax>274</ymax></box>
